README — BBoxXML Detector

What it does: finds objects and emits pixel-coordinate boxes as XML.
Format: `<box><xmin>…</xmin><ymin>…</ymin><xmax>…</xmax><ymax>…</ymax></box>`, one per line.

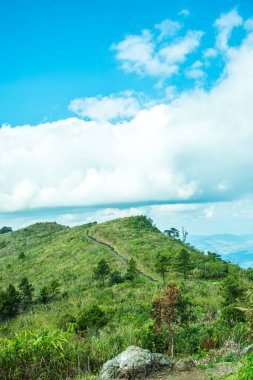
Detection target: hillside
<box><xmin>0</xmin><ymin>216</ymin><xmax>252</xmax><ymax>379</ymax></box>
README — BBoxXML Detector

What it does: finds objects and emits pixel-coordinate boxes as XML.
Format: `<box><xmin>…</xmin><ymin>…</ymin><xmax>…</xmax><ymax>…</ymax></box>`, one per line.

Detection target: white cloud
<box><xmin>68</xmin><ymin>92</ymin><xmax>142</xmax><ymax>122</ymax></box>
<box><xmin>245</xmin><ymin>18</ymin><xmax>253</xmax><ymax>31</ymax></box>
<box><xmin>111</xmin><ymin>23</ymin><xmax>203</xmax><ymax>79</ymax></box>
<box><xmin>1</xmin><ymin>11</ymin><xmax>253</xmax><ymax>221</ymax></box>
<box><xmin>155</xmin><ymin>19</ymin><xmax>182</xmax><ymax>41</ymax></box>
<box><xmin>203</xmin><ymin>48</ymin><xmax>218</xmax><ymax>58</ymax></box>
<box><xmin>215</xmin><ymin>9</ymin><xmax>243</xmax><ymax>51</ymax></box>
<box><xmin>179</xmin><ymin>9</ymin><xmax>190</xmax><ymax>18</ymax></box>
<box><xmin>185</xmin><ymin>60</ymin><xmax>205</xmax><ymax>81</ymax></box>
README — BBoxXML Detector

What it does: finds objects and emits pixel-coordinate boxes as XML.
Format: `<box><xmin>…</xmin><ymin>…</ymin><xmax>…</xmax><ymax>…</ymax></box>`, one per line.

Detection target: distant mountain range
<box><xmin>188</xmin><ymin>233</ymin><xmax>253</xmax><ymax>268</ymax></box>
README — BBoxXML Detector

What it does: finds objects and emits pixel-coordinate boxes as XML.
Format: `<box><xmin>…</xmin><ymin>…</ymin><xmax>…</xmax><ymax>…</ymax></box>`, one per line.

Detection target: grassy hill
<box><xmin>0</xmin><ymin>216</ymin><xmax>252</xmax><ymax>379</ymax></box>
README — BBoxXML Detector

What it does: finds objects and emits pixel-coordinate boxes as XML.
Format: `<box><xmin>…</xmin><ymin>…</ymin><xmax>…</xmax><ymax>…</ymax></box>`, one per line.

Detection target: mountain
<box><xmin>188</xmin><ymin>233</ymin><xmax>253</xmax><ymax>268</ymax></box>
<box><xmin>0</xmin><ymin>216</ymin><xmax>251</xmax><ymax>379</ymax></box>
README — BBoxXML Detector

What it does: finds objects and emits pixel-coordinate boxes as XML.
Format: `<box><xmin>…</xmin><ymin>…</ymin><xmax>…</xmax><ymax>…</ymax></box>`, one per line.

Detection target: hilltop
<box><xmin>0</xmin><ymin>216</ymin><xmax>252</xmax><ymax>379</ymax></box>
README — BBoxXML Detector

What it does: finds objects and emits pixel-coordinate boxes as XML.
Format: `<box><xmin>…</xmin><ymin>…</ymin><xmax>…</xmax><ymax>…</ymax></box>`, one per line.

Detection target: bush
<box><xmin>76</xmin><ymin>304</ymin><xmax>108</xmax><ymax>331</ymax></box>
<box><xmin>174</xmin><ymin>324</ymin><xmax>214</xmax><ymax>355</ymax></box>
<box><xmin>109</xmin><ymin>270</ymin><xmax>123</xmax><ymax>285</ymax></box>
<box><xmin>0</xmin><ymin>330</ymin><xmax>87</xmax><ymax>379</ymax></box>
<box><xmin>138</xmin><ymin>319</ymin><xmax>169</xmax><ymax>353</ymax></box>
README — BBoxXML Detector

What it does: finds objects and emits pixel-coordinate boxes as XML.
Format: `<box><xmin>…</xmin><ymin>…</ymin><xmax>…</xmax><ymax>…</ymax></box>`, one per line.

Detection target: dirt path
<box><xmin>147</xmin><ymin>362</ymin><xmax>240</xmax><ymax>380</ymax></box>
<box><xmin>86</xmin><ymin>229</ymin><xmax>157</xmax><ymax>282</ymax></box>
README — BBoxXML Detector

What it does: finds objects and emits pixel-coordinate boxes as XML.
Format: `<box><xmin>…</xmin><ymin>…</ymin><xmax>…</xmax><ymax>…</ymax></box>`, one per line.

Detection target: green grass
<box><xmin>0</xmin><ymin>216</ymin><xmax>250</xmax><ymax>379</ymax></box>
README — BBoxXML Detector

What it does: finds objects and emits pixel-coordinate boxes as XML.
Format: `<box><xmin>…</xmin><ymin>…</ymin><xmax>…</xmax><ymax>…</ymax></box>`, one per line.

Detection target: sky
<box><xmin>1</xmin><ymin>0</ymin><xmax>253</xmax><ymax>235</ymax></box>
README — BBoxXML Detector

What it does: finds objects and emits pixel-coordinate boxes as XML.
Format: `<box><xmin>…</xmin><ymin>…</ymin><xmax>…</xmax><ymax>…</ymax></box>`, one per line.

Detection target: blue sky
<box><xmin>0</xmin><ymin>0</ymin><xmax>252</xmax><ymax>125</ymax></box>
<box><xmin>1</xmin><ymin>0</ymin><xmax>253</xmax><ymax>236</ymax></box>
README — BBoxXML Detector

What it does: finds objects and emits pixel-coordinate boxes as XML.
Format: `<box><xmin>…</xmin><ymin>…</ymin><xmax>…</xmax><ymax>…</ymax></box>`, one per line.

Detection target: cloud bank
<box><xmin>1</xmin><ymin>10</ymin><xmax>253</xmax><ymax>219</ymax></box>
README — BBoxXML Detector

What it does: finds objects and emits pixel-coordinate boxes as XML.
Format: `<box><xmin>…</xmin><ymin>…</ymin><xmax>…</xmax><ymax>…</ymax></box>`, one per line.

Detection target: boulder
<box><xmin>100</xmin><ymin>346</ymin><xmax>173</xmax><ymax>379</ymax></box>
<box><xmin>174</xmin><ymin>358</ymin><xmax>196</xmax><ymax>372</ymax></box>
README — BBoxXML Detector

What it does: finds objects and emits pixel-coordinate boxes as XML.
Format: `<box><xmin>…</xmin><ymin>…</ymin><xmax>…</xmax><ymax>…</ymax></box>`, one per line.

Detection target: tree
<box><xmin>164</xmin><ymin>228</ymin><xmax>180</xmax><ymax>239</ymax></box>
<box><xmin>125</xmin><ymin>258</ymin><xmax>138</xmax><ymax>282</ymax></box>
<box><xmin>155</xmin><ymin>254</ymin><xmax>170</xmax><ymax>284</ymax></box>
<box><xmin>19</xmin><ymin>277</ymin><xmax>34</xmax><ymax>311</ymax></box>
<box><xmin>221</xmin><ymin>273</ymin><xmax>244</xmax><ymax>305</ymax></box>
<box><xmin>0</xmin><ymin>284</ymin><xmax>20</xmax><ymax>319</ymax></box>
<box><xmin>175</xmin><ymin>249</ymin><xmax>191</xmax><ymax>279</ymax></box>
<box><xmin>0</xmin><ymin>226</ymin><xmax>12</xmax><ymax>234</ymax></box>
<box><xmin>152</xmin><ymin>284</ymin><xmax>180</xmax><ymax>357</ymax></box>
<box><xmin>93</xmin><ymin>259</ymin><xmax>110</xmax><ymax>286</ymax></box>
<box><xmin>221</xmin><ymin>273</ymin><xmax>245</xmax><ymax>326</ymax></box>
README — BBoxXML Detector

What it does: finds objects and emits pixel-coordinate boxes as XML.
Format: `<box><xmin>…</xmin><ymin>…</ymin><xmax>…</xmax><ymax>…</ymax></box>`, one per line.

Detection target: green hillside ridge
<box><xmin>0</xmin><ymin>216</ymin><xmax>252</xmax><ymax>379</ymax></box>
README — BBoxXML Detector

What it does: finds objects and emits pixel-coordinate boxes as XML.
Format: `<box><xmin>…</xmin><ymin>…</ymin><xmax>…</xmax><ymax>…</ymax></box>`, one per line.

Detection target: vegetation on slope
<box><xmin>0</xmin><ymin>216</ymin><xmax>252</xmax><ymax>379</ymax></box>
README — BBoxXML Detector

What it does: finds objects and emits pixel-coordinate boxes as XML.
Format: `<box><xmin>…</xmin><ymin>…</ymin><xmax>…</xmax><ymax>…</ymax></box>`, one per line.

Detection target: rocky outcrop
<box><xmin>100</xmin><ymin>346</ymin><xmax>173</xmax><ymax>379</ymax></box>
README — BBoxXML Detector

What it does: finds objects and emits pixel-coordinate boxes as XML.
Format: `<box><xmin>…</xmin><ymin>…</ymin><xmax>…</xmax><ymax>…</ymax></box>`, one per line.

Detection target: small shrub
<box><xmin>76</xmin><ymin>304</ymin><xmax>107</xmax><ymax>331</ymax></box>
<box><xmin>18</xmin><ymin>252</ymin><xmax>26</xmax><ymax>260</ymax></box>
<box><xmin>138</xmin><ymin>319</ymin><xmax>169</xmax><ymax>353</ymax></box>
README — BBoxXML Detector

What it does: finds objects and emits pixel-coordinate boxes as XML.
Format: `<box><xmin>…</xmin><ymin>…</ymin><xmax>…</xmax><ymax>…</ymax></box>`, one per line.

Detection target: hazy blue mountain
<box><xmin>188</xmin><ymin>233</ymin><xmax>253</xmax><ymax>268</ymax></box>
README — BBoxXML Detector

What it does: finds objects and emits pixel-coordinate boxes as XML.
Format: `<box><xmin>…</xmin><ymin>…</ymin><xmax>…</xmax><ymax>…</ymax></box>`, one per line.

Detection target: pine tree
<box><xmin>93</xmin><ymin>259</ymin><xmax>111</xmax><ymax>286</ymax></box>
<box><xmin>19</xmin><ymin>277</ymin><xmax>34</xmax><ymax>311</ymax></box>
<box><xmin>125</xmin><ymin>258</ymin><xmax>138</xmax><ymax>282</ymax></box>
<box><xmin>0</xmin><ymin>284</ymin><xmax>20</xmax><ymax>320</ymax></box>
<box><xmin>175</xmin><ymin>249</ymin><xmax>191</xmax><ymax>279</ymax></box>
<box><xmin>155</xmin><ymin>254</ymin><xmax>170</xmax><ymax>284</ymax></box>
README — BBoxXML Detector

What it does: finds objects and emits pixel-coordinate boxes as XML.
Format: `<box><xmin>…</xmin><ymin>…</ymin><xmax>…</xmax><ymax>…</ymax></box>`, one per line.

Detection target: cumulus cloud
<box><xmin>185</xmin><ymin>60</ymin><xmax>205</xmax><ymax>81</ymax></box>
<box><xmin>111</xmin><ymin>22</ymin><xmax>203</xmax><ymax>79</ymax></box>
<box><xmin>155</xmin><ymin>19</ymin><xmax>182</xmax><ymax>40</ymax></box>
<box><xmin>68</xmin><ymin>92</ymin><xmax>143</xmax><ymax>122</ymax></box>
<box><xmin>215</xmin><ymin>9</ymin><xmax>243</xmax><ymax>51</ymax></box>
<box><xmin>179</xmin><ymin>9</ymin><xmax>190</xmax><ymax>18</ymax></box>
<box><xmin>1</xmin><ymin>10</ymin><xmax>253</xmax><ymax>218</ymax></box>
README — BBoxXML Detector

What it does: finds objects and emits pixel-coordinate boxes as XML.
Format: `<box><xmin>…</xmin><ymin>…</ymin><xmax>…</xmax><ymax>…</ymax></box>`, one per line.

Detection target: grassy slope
<box><xmin>90</xmin><ymin>216</ymin><xmax>212</xmax><ymax>278</ymax></box>
<box><xmin>0</xmin><ymin>222</ymin><xmax>130</xmax><ymax>335</ymax></box>
<box><xmin>0</xmin><ymin>217</ymin><xmax>227</xmax><ymax>336</ymax></box>
<box><xmin>90</xmin><ymin>216</ymin><xmax>225</xmax><ymax>321</ymax></box>
<box><xmin>0</xmin><ymin>216</ymin><xmax>249</xmax><ymax>377</ymax></box>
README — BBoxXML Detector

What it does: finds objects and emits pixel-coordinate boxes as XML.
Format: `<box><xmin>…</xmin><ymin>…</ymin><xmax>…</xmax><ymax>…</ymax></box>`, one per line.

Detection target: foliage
<box><xmin>18</xmin><ymin>277</ymin><xmax>34</xmax><ymax>311</ymax></box>
<box><xmin>76</xmin><ymin>304</ymin><xmax>108</xmax><ymax>331</ymax></box>
<box><xmin>175</xmin><ymin>249</ymin><xmax>192</xmax><ymax>279</ymax></box>
<box><xmin>0</xmin><ymin>227</ymin><xmax>12</xmax><ymax>234</ymax></box>
<box><xmin>221</xmin><ymin>273</ymin><xmax>244</xmax><ymax>305</ymax></box>
<box><xmin>0</xmin><ymin>330</ymin><xmax>87</xmax><ymax>379</ymax></box>
<box><xmin>164</xmin><ymin>228</ymin><xmax>180</xmax><ymax>239</ymax></box>
<box><xmin>237</xmin><ymin>353</ymin><xmax>253</xmax><ymax>380</ymax></box>
<box><xmin>0</xmin><ymin>216</ymin><xmax>252</xmax><ymax>378</ymax></box>
<box><xmin>93</xmin><ymin>259</ymin><xmax>111</xmax><ymax>286</ymax></box>
<box><xmin>0</xmin><ymin>284</ymin><xmax>20</xmax><ymax>320</ymax></box>
<box><xmin>138</xmin><ymin>319</ymin><xmax>169</xmax><ymax>353</ymax></box>
<box><xmin>152</xmin><ymin>284</ymin><xmax>180</xmax><ymax>356</ymax></box>
<box><xmin>155</xmin><ymin>253</ymin><xmax>170</xmax><ymax>284</ymax></box>
<box><xmin>125</xmin><ymin>258</ymin><xmax>138</xmax><ymax>282</ymax></box>
<box><xmin>38</xmin><ymin>286</ymin><xmax>50</xmax><ymax>304</ymax></box>
<box><xmin>109</xmin><ymin>270</ymin><xmax>123</xmax><ymax>285</ymax></box>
